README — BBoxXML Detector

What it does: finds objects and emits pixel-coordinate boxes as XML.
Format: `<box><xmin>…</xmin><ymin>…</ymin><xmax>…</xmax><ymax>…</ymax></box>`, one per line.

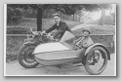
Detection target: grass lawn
<box><xmin>6</xmin><ymin>18</ymin><xmax>115</xmax><ymax>62</ymax></box>
<box><xmin>7</xmin><ymin>18</ymin><xmax>81</xmax><ymax>34</ymax></box>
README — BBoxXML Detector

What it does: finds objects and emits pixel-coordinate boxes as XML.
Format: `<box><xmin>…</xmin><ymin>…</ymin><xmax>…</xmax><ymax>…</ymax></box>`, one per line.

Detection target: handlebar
<box><xmin>29</xmin><ymin>28</ymin><xmax>56</xmax><ymax>41</ymax></box>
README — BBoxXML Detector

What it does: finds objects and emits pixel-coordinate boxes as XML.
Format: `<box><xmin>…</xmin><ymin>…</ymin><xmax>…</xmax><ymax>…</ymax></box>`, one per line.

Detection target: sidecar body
<box><xmin>33</xmin><ymin>31</ymin><xmax>110</xmax><ymax>66</ymax></box>
<box><xmin>34</xmin><ymin>42</ymin><xmax>85</xmax><ymax>65</ymax></box>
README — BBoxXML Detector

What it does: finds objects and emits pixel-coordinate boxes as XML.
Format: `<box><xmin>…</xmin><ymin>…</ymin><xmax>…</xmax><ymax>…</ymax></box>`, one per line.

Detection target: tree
<box><xmin>99</xmin><ymin>8</ymin><xmax>106</xmax><ymax>25</ymax></box>
<box><xmin>7</xmin><ymin>4</ymin><xmax>111</xmax><ymax>31</ymax></box>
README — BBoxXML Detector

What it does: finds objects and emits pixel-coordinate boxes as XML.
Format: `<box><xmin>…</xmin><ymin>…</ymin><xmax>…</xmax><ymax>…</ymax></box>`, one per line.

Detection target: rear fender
<box><xmin>84</xmin><ymin>43</ymin><xmax>110</xmax><ymax>60</ymax></box>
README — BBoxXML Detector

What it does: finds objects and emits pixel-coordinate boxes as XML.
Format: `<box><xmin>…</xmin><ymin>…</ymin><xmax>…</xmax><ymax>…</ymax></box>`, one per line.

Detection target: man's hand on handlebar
<box><xmin>30</xmin><ymin>28</ymin><xmax>41</xmax><ymax>35</ymax></box>
<box><xmin>42</xmin><ymin>31</ymin><xmax>46</xmax><ymax>35</ymax></box>
<box><xmin>40</xmin><ymin>30</ymin><xmax>58</xmax><ymax>41</ymax></box>
<box><xmin>47</xmin><ymin>33</ymin><xmax>54</xmax><ymax>40</ymax></box>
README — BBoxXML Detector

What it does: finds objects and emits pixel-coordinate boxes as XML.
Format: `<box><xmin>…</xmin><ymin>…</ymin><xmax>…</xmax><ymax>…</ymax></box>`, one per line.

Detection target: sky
<box><xmin>91</xmin><ymin>4</ymin><xmax>116</xmax><ymax>21</ymax></box>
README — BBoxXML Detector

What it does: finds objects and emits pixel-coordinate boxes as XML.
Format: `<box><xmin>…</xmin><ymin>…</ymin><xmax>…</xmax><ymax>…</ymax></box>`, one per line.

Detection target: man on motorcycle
<box><xmin>43</xmin><ymin>13</ymin><xmax>71</xmax><ymax>40</ymax></box>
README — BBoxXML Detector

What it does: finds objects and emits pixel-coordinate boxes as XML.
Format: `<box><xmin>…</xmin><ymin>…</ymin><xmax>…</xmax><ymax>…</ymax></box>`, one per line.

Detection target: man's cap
<box><xmin>82</xmin><ymin>27</ymin><xmax>91</xmax><ymax>34</ymax></box>
<box><xmin>53</xmin><ymin>13</ymin><xmax>60</xmax><ymax>17</ymax></box>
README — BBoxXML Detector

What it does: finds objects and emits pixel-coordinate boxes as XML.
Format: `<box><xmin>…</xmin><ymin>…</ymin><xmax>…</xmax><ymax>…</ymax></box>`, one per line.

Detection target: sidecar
<box><xmin>33</xmin><ymin>31</ymin><xmax>110</xmax><ymax>74</ymax></box>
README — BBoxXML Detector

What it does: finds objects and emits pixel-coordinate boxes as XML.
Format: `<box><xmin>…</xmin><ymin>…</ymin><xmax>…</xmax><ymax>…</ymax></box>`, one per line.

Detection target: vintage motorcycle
<box><xmin>18</xmin><ymin>30</ymin><xmax>110</xmax><ymax>75</ymax></box>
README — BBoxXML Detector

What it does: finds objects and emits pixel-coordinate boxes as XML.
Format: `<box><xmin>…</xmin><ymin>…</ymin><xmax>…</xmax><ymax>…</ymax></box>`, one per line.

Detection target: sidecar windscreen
<box><xmin>60</xmin><ymin>31</ymin><xmax>75</xmax><ymax>44</ymax></box>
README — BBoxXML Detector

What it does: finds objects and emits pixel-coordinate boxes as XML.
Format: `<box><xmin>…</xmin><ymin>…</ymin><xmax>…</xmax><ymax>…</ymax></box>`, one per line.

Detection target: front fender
<box><xmin>85</xmin><ymin>43</ymin><xmax>110</xmax><ymax>60</ymax></box>
<box><xmin>23</xmin><ymin>41</ymin><xmax>36</xmax><ymax>46</ymax></box>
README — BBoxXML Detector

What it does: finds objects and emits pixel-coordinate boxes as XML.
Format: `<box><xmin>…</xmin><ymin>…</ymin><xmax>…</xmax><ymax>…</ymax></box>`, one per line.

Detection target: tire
<box><xmin>18</xmin><ymin>45</ymin><xmax>39</xmax><ymax>68</ymax></box>
<box><xmin>84</xmin><ymin>46</ymin><xmax>108</xmax><ymax>75</ymax></box>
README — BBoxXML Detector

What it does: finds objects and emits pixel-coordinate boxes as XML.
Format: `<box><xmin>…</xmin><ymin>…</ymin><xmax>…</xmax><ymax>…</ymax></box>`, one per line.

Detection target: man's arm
<box><xmin>46</xmin><ymin>24</ymin><xmax>56</xmax><ymax>33</ymax></box>
<box><xmin>73</xmin><ymin>37</ymin><xmax>83</xmax><ymax>43</ymax></box>
<box><xmin>54</xmin><ymin>22</ymin><xmax>68</xmax><ymax>35</ymax></box>
<box><xmin>52</xmin><ymin>23</ymin><xmax>68</xmax><ymax>38</ymax></box>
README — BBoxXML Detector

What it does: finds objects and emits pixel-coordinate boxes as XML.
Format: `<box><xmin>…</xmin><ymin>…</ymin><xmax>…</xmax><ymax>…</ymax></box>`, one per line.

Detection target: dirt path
<box><xmin>5</xmin><ymin>53</ymin><xmax>115</xmax><ymax>76</ymax></box>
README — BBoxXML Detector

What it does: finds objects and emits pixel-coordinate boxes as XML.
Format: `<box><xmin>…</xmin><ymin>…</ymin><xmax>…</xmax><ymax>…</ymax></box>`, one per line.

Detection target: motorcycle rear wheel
<box><xmin>18</xmin><ymin>45</ymin><xmax>39</xmax><ymax>68</ymax></box>
<box><xmin>84</xmin><ymin>46</ymin><xmax>108</xmax><ymax>75</ymax></box>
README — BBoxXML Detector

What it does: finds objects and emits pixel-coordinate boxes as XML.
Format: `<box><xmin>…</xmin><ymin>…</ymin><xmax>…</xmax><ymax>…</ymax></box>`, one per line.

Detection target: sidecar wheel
<box><xmin>84</xmin><ymin>46</ymin><xmax>108</xmax><ymax>75</ymax></box>
<box><xmin>18</xmin><ymin>45</ymin><xmax>39</xmax><ymax>68</ymax></box>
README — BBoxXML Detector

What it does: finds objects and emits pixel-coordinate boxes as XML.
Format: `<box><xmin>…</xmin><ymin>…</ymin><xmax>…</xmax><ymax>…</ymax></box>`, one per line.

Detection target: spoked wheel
<box><xmin>18</xmin><ymin>45</ymin><xmax>39</xmax><ymax>68</ymax></box>
<box><xmin>85</xmin><ymin>46</ymin><xmax>108</xmax><ymax>75</ymax></box>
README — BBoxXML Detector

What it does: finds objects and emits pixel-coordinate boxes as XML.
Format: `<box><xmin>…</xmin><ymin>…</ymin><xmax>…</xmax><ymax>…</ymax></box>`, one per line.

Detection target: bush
<box><xmin>22</xmin><ymin>9</ymin><xmax>37</xmax><ymax>18</ymax></box>
<box><xmin>7</xmin><ymin>7</ymin><xmax>23</xmax><ymax>24</ymax></box>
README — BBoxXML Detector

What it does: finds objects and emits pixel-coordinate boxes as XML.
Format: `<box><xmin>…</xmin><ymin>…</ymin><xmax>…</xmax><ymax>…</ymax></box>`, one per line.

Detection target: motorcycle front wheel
<box><xmin>18</xmin><ymin>45</ymin><xmax>39</xmax><ymax>68</ymax></box>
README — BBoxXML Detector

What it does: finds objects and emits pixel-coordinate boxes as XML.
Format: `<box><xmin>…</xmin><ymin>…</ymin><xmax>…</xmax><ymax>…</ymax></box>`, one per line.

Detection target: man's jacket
<box><xmin>46</xmin><ymin>21</ymin><xmax>71</xmax><ymax>38</ymax></box>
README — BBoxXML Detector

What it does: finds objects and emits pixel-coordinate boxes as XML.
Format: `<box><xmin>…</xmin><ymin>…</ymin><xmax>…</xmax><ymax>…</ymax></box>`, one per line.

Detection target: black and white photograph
<box><xmin>4</xmin><ymin>4</ymin><xmax>116</xmax><ymax>76</ymax></box>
